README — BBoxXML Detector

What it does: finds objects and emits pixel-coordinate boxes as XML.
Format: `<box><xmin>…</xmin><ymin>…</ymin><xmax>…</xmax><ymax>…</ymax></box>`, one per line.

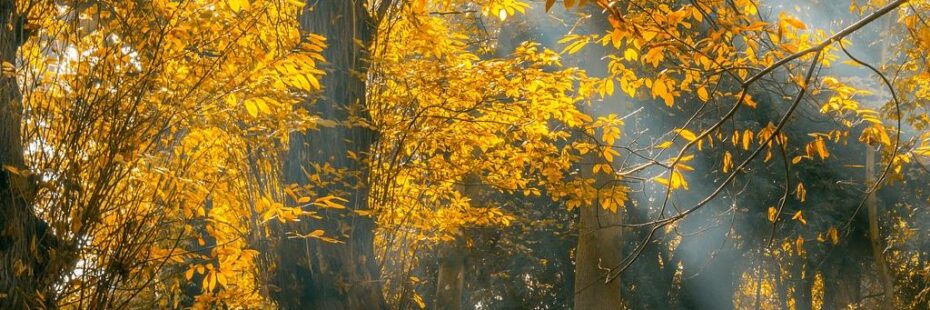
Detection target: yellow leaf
<box><xmin>792</xmin><ymin>210</ymin><xmax>807</xmax><ymax>225</ymax></box>
<box><xmin>611</xmin><ymin>30</ymin><xmax>623</xmax><ymax>49</ymax></box>
<box><xmin>256</xmin><ymin>98</ymin><xmax>271</xmax><ymax>114</ymax></box>
<box><xmin>742</xmin><ymin>129</ymin><xmax>753</xmax><ymax>151</ymax></box>
<box><xmin>602</xmin><ymin>148</ymin><xmax>619</xmax><ymax>162</ymax></box>
<box><xmin>827</xmin><ymin>227</ymin><xmax>839</xmax><ymax>245</ymax></box>
<box><xmin>781</xmin><ymin>13</ymin><xmax>807</xmax><ymax>30</ymax></box>
<box><xmin>228</xmin><ymin>0</ymin><xmax>248</xmax><ymax>13</ymax></box>
<box><xmin>244</xmin><ymin>100</ymin><xmax>259</xmax><ymax>117</ymax></box>
<box><xmin>651</xmin><ymin>77</ymin><xmax>674</xmax><ymax>106</ymax></box>
<box><xmin>767</xmin><ymin>206</ymin><xmax>777</xmax><ymax>222</ymax></box>
<box><xmin>697</xmin><ymin>86</ymin><xmax>709</xmax><ymax>102</ymax></box>
<box><xmin>658</xmin><ymin>171</ymin><xmax>689</xmax><ymax>190</ymax></box>
<box><xmin>678</xmin><ymin>129</ymin><xmax>697</xmax><ymax>142</ymax></box>
<box><xmin>224</xmin><ymin>94</ymin><xmax>237</xmax><ymax>107</ymax></box>
<box><xmin>812</xmin><ymin>139</ymin><xmax>829</xmax><ymax>159</ymax></box>
<box><xmin>641</xmin><ymin>29</ymin><xmax>658</xmax><ymax>42</ymax></box>
<box><xmin>722</xmin><ymin>151</ymin><xmax>733</xmax><ymax>173</ymax></box>
<box><xmin>413</xmin><ymin>293</ymin><xmax>427</xmax><ymax>309</ymax></box>
<box><xmin>671</xmin><ymin>170</ymin><xmax>689</xmax><ymax>190</ymax></box>
<box><xmin>743</xmin><ymin>94</ymin><xmax>757</xmax><ymax>108</ymax></box>
<box><xmin>313</xmin><ymin>195</ymin><xmax>348</xmax><ymax>209</ymax></box>
<box><xmin>209</xmin><ymin>271</ymin><xmax>217</xmax><ymax>291</ymax></box>
<box><xmin>796</xmin><ymin>183</ymin><xmax>806</xmax><ymax>202</ymax></box>
<box><xmin>624</xmin><ymin>48</ymin><xmax>638</xmax><ymax>61</ymax></box>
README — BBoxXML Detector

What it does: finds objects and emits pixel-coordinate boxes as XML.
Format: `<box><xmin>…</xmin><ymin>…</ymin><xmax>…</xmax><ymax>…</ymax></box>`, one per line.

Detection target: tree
<box><xmin>3</xmin><ymin>0</ymin><xmax>930</xmax><ymax>308</ymax></box>
<box><xmin>1</xmin><ymin>0</ymin><xmax>323</xmax><ymax>308</ymax></box>
<box><xmin>270</xmin><ymin>1</ymin><xmax>386</xmax><ymax>308</ymax></box>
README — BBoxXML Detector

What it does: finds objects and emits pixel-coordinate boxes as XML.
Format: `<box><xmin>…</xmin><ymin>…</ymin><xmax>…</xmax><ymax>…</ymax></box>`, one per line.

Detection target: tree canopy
<box><xmin>1</xmin><ymin>0</ymin><xmax>929</xmax><ymax>309</ymax></box>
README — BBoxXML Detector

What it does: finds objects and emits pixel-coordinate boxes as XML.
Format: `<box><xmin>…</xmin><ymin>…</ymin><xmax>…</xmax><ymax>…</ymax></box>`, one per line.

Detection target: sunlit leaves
<box><xmin>650</xmin><ymin>76</ymin><xmax>674</xmax><ymax>107</ymax></box>
<box><xmin>791</xmin><ymin>210</ymin><xmax>807</xmax><ymax>225</ymax></box>
<box><xmin>697</xmin><ymin>86</ymin><xmax>710</xmax><ymax>102</ymax></box>
<box><xmin>796</xmin><ymin>183</ymin><xmax>807</xmax><ymax>202</ymax></box>
<box><xmin>227</xmin><ymin>0</ymin><xmax>249</xmax><ymax>13</ymax></box>
<box><xmin>860</xmin><ymin>124</ymin><xmax>892</xmax><ymax>147</ymax></box>
<box><xmin>827</xmin><ymin>227</ymin><xmax>840</xmax><ymax>245</ymax></box>
<box><xmin>559</xmin><ymin>34</ymin><xmax>594</xmax><ymax>55</ymax></box>
<box><xmin>656</xmin><ymin>170</ymin><xmax>689</xmax><ymax>191</ymax></box>
<box><xmin>15</xmin><ymin>0</ymin><xmax>326</xmax><ymax>307</ymax></box>
<box><xmin>291</xmin><ymin>229</ymin><xmax>343</xmax><ymax>244</ymax></box>
<box><xmin>481</xmin><ymin>0</ymin><xmax>529</xmax><ymax>22</ymax></box>
<box><xmin>677</xmin><ymin>129</ymin><xmax>698</xmax><ymax>142</ymax></box>
<box><xmin>779</xmin><ymin>12</ymin><xmax>808</xmax><ymax>30</ymax></box>
<box><xmin>806</xmin><ymin>137</ymin><xmax>831</xmax><ymax>160</ymax></box>
<box><xmin>722</xmin><ymin>151</ymin><xmax>734</xmax><ymax>173</ymax></box>
<box><xmin>370</xmin><ymin>3</ymin><xmax>620</xmax><ymax>304</ymax></box>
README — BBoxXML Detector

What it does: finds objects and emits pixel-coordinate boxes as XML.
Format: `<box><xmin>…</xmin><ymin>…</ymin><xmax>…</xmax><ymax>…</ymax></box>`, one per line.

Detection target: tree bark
<box><xmin>824</xmin><ymin>256</ymin><xmax>862</xmax><ymax>309</ymax></box>
<box><xmin>434</xmin><ymin>175</ymin><xmax>477</xmax><ymax>310</ymax></box>
<box><xmin>865</xmin><ymin>14</ymin><xmax>896</xmax><ymax>307</ymax></box>
<box><xmin>794</xmin><ymin>264</ymin><xmax>814</xmax><ymax>310</ymax></box>
<box><xmin>271</xmin><ymin>1</ymin><xmax>386</xmax><ymax>309</ymax></box>
<box><xmin>573</xmin><ymin>155</ymin><xmax>624</xmax><ymax>310</ymax></box>
<box><xmin>866</xmin><ymin>147</ymin><xmax>894</xmax><ymax>308</ymax></box>
<box><xmin>0</xmin><ymin>1</ymin><xmax>55</xmax><ymax>308</ymax></box>
<box><xmin>435</xmin><ymin>242</ymin><xmax>465</xmax><ymax>310</ymax></box>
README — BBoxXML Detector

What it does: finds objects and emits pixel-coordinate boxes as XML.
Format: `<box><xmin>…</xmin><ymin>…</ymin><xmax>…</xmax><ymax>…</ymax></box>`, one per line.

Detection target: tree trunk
<box><xmin>794</xmin><ymin>264</ymin><xmax>814</xmax><ymax>310</ymax></box>
<box><xmin>865</xmin><ymin>14</ymin><xmax>896</xmax><ymax>307</ymax></box>
<box><xmin>866</xmin><ymin>147</ymin><xmax>894</xmax><ymax>308</ymax></box>
<box><xmin>824</xmin><ymin>256</ymin><xmax>862</xmax><ymax>309</ymax></box>
<box><xmin>0</xmin><ymin>1</ymin><xmax>54</xmax><ymax>308</ymax></box>
<box><xmin>271</xmin><ymin>1</ymin><xmax>385</xmax><ymax>309</ymax></box>
<box><xmin>434</xmin><ymin>174</ymin><xmax>477</xmax><ymax>310</ymax></box>
<box><xmin>435</xmin><ymin>242</ymin><xmax>465</xmax><ymax>310</ymax></box>
<box><xmin>573</xmin><ymin>155</ymin><xmax>624</xmax><ymax>310</ymax></box>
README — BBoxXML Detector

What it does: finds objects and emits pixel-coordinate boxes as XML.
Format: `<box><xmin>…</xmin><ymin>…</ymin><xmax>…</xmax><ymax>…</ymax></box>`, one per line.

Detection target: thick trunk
<box><xmin>824</xmin><ymin>256</ymin><xmax>862</xmax><ymax>309</ymax></box>
<box><xmin>573</xmin><ymin>156</ymin><xmax>624</xmax><ymax>310</ymax></box>
<box><xmin>435</xmin><ymin>242</ymin><xmax>465</xmax><ymax>310</ymax></box>
<box><xmin>434</xmin><ymin>175</ymin><xmax>477</xmax><ymax>310</ymax></box>
<box><xmin>271</xmin><ymin>1</ymin><xmax>385</xmax><ymax>309</ymax></box>
<box><xmin>0</xmin><ymin>1</ymin><xmax>54</xmax><ymax>308</ymax></box>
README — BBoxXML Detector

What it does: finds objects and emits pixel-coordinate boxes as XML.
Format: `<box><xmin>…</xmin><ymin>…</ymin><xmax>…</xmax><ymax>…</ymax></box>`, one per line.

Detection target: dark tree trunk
<box><xmin>824</xmin><ymin>249</ymin><xmax>863</xmax><ymax>309</ymax></box>
<box><xmin>794</xmin><ymin>264</ymin><xmax>814</xmax><ymax>310</ymax></box>
<box><xmin>270</xmin><ymin>1</ymin><xmax>386</xmax><ymax>309</ymax></box>
<box><xmin>0</xmin><ymin>1</ymin><xmax>55</xmax><ymax>308</ymax></box>
<box><xmin>434</xmin><ymin>242</ymin><xmax>465</xmax><ymax>310</ymax></box>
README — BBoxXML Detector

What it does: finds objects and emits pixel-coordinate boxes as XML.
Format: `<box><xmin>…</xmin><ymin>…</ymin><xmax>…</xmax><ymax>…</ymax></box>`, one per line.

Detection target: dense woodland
<box><xmin>1</xmin><ymin>0</ymin><xmax>930</xmax><ymax>309</ymax></box>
